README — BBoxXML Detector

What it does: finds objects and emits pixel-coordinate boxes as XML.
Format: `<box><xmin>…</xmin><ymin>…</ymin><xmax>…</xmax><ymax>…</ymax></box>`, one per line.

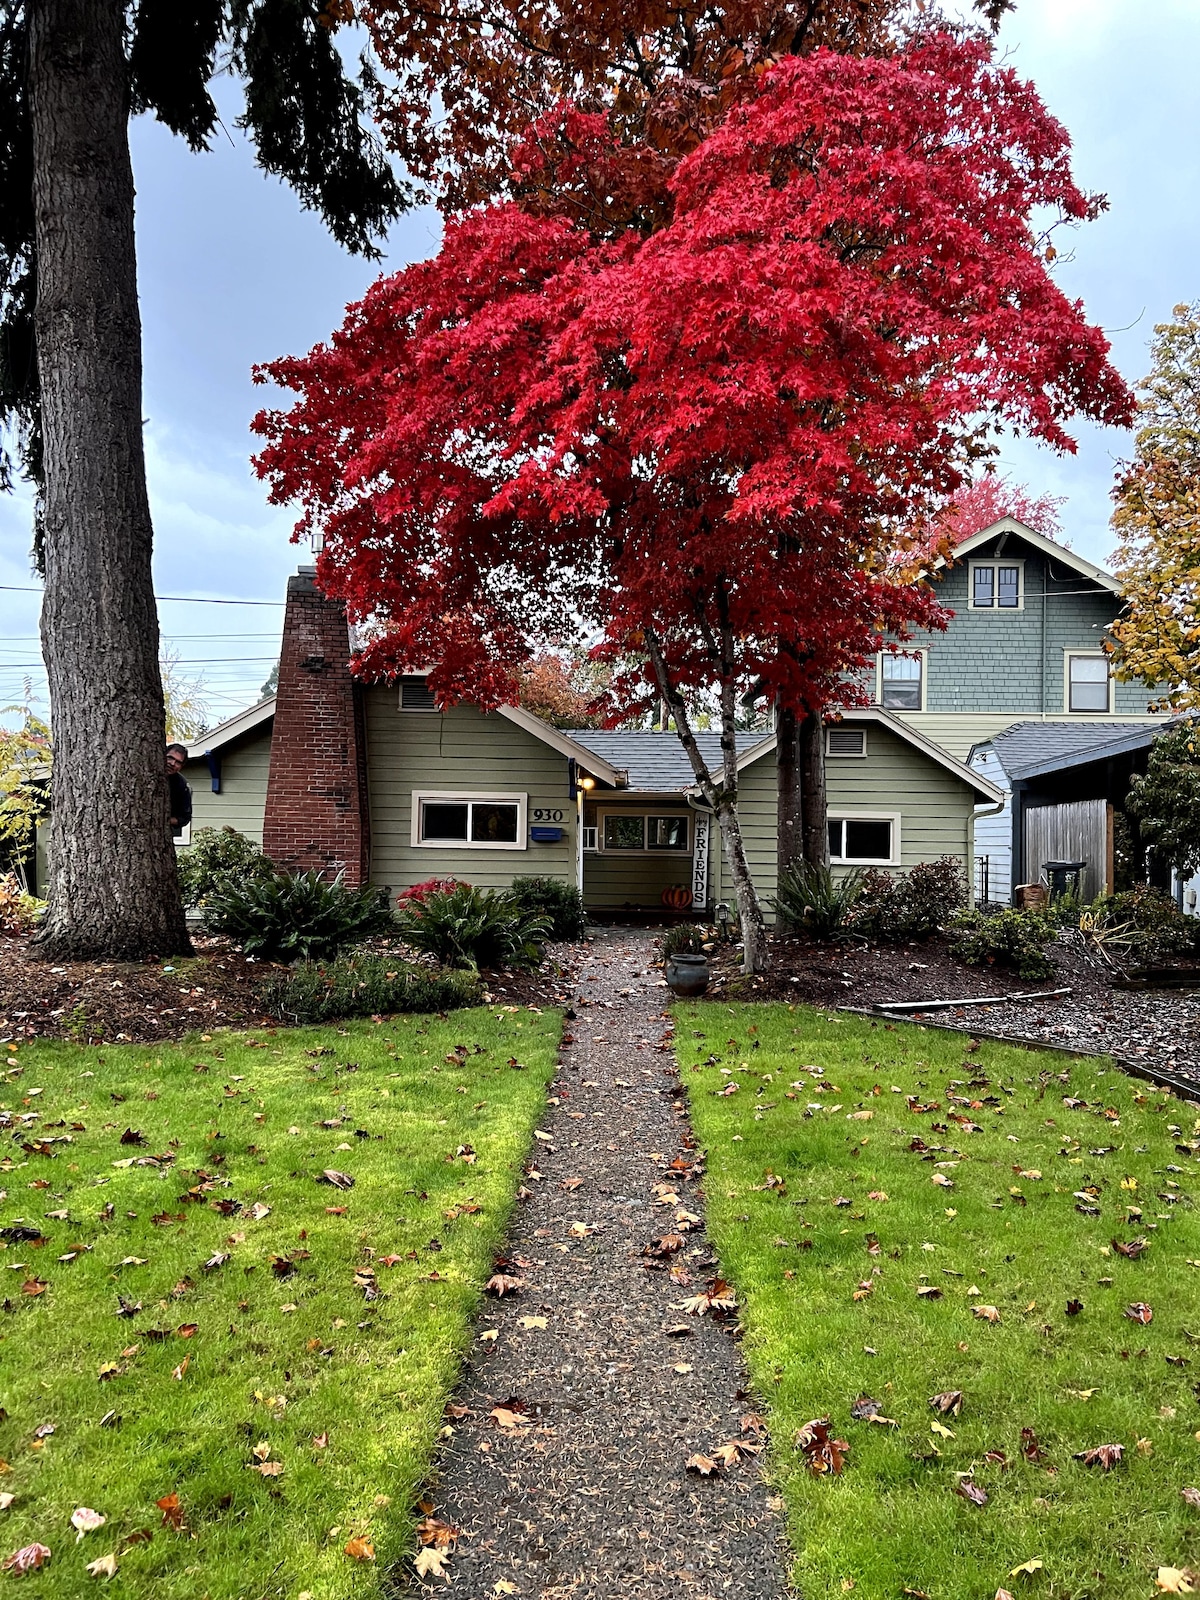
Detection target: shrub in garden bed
<box><xmin>178</xmin><ymin>826</ymin><xmax>274</xmax><ymax>909</ymax></box>
<box><xmin>262</xmin><ymin>954</ymin><xmax>480</xmax><ymax>1022</ymax></box>
<box><xmin>950</xmin><ymin>904</ymin><xmax>1058</xmax><ymax>981</ymax></box>
<box><xmin>507</xmin><ymin>874</ymin><xmax>587</xmax><ymax>940</ymax></box>
<box><xmin>1083</xmin><ymin>884</ymin><xmax>1198</xmax><ymax>968</ymax></box>
<box><xmin>772</xmin><ymin>862</ymin><xmax>865</xmax><ymax>940</ymax></box>
<box><xmin>397</xmin><ymin>881</ymin><xmax>550</xmax><ymax>970</ymax></box>
<box><xmin>852</xmin><ymin>856</ymin><xmax>967</xmax><ymax>941</ymax></box>
<box><xmin>201</xmin><ymin>868</ymin><xmax>395</xmax><ymax>961</ymax></box>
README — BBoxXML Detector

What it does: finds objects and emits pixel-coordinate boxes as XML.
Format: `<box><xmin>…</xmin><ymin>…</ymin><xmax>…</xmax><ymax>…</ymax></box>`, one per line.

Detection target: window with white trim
<box><xmin>1066</xmin><ymin>652</ymin><xmax>1111</xmax><ymax>713</ymax></box>
<box><xmin>969</xmin><ymin>560</ymin><xmax>1024</xmax><ymax>610</ymax></box>
<box><xmin>827</xmin><ymin>814</ymin><xmax>898</xmax><ymax>864</ymax></box>
<box><xmin>826</xmin><ymin>726</ymin><xmax>867</xmax><ymax>758</ymax></box>
<box><xmin>599</xmin><ymin>812</ymin><xmax>690</xmax><ymax>852</ymax></box>
<box><xmin>412</xmin><ymin>792</ymin><xmax>527</xmax><ymax>849</ymax></box>
<box><xmin>879</xmin><ymin>653</ymin><xmax>923</xmax><ymax>710</ymax></box>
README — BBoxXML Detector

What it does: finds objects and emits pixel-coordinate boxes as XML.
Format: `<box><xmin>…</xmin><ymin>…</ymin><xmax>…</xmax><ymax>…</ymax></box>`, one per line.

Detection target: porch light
<box><xmin>579</xmin><ymin>774</ymin><xmax>595</xmax><ymax>791</ymax></box>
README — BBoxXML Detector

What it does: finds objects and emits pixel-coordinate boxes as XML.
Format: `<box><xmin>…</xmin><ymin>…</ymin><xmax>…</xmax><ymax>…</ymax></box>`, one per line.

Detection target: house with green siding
<box><xmin>175</xmin><ymin>567</ymin><xmax>1001</xmax><ymax>919</ymax></box>
<box><xmin>872</xmin><ymin>517</ymin><xmax>1165</xmax><ymax>760</ymax></box>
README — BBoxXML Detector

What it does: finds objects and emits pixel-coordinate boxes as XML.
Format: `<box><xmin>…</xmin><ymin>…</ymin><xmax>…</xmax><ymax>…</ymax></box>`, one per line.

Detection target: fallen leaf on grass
<box><xmin>248</xmin><ymin>1203</ymin><xmax>270</xmax><ymax>1222</ymax></box>
<box><xmin>416</xmin><ymin>1516</ymin><xmax>458</xmax><ymax>1550</ymax></box>
<box><xmin>851</xmin><ymin>1396</ymin><xmax>881</xmax><ymax>1420</ymax></box>
<box><xmin>0</xmin><ymin>1496</ymin><xmax>13</xmax><ymax>1512</ymax></box>
<box><xmin>930</xmin><ymin>1390</ymin><xmax>963</xmax><ymax>1416</ymax></box>
<box><xmin>344</xmin><ymin>1537</ymin><xmax>375</xmax><ymax>1563</ymax></box>
<box><xmin>171</xmin><ymin>1357</ymin><xmax>190</xmax><ymax>1381</ymax></box>
<box><xmin>1112</xmin><ymin>1237</ymin><xmax>1149</xmax><ymax>1258</ymax></box>
<box><xmin>1009</xmin><ymin>1560</ymin><xmax>1043</xmax><ymax>1577</ymax></box>
<box><xmin>955</xmin><ymin>1478</ymin><xmax>988</xmax><ymax>1507</ymax></box>
<box><xmin>916</xmin><ymin>1286</ymin><xmax>942</xmax><ymax>1300</ymax></box>
<box><xmin>1158</xmin><ymin>1570</ymin><xmax>1197</xmax><ymax>1594</ymax></box>
<box><xmin>1020</xmin><ymin>1429</ymin><xmax>1047</xmax><ymax>1462</ymax></box>
<box><xmin>796</xmin><ymin>1418</ymin><xmax>849</xmax><ymax>1476</ymax></box>
<box><xmin>71</xmin><ymin>1508</ymin><xmax>105</xmax><ymax>1540</ymax></box>
<box><xmin>1074</xmin><ymin>1443</ymin><xmax>1123</xmax><ymax>1470</ymax></box>
<box><xmin>249</xmin><ymin>1461</ymin><xmax>283</xmax><ymax>1477</ymax></box>
<box><xmin>156</xmin><ymin>1494</ymin><xmax>183</xmax><ymax>1530</ymax></box>
<box><xmin>1182</xmin><ymin>1488</ymin><xmax>1200</xmax><ymax>1509</ymax></box>
<box><xmin>85</xmin><ymin>1552</ymin><xmax>118</xmax><ymax>1578</ymax></box>
<box><xmin>1066</xmin><ymin>1299</ymin><xmax>1083</xmax><ymax>1316</ymax></box>
<box><xmin>931</xmin><ymin>1421</ymin><xmax>955</xmax><ymax>1440</ymax></box>
<box><xmin>1125</xmin><ymin>1302</ymin><xmax>1154</xmax><ymax>1324</ymax></box>
<box><xmin>319</xmin><ymin>1170</ymin><xmax>354</xmax><ymax>1191</ymax></box>
<box><xmin>973</xmin><ymin>1305</ymin><xmax>1001</xmax><ymax>1323</ymax></box>
<box><xmin>3</xmin><ymin>1543</ymin><xmax>51</xmax><ymax>1573</ymax></box>
<box><xmin>21</xmin><ymin>1278</ymin><xmax>47</xmax><ymax>1297</ymax></box>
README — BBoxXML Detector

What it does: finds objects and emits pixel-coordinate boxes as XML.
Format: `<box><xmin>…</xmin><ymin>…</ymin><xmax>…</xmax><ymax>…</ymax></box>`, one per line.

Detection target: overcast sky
<box><xmin>1</xmin><ymin>0</ymin><xmax>1197</xmax><ymax>725</ymax></box>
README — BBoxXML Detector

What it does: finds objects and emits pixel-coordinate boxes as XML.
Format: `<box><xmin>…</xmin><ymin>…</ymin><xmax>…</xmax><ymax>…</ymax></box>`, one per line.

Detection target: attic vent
<box><xmin>826</xmin><ymin>726</ymin><xmax>866</xmax><ymax>758</ymax></box>
<box><xmin>399</xmin><ymin>675</ymin><xmax>437</xmax><ymax>712</ymax></box>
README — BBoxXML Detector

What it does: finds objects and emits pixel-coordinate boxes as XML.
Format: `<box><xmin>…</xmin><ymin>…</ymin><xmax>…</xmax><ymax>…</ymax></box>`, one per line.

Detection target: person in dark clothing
<box><xmin>166</xmin><ymin>743</ymin><xmax>192</xmax><ymax>838</ymax></box>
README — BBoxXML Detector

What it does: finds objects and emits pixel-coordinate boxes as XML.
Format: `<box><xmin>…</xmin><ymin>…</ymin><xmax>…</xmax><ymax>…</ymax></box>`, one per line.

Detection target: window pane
<box><xmin>1069</xmin><ymin>656</ymin><xmax>1109</xmax><ymax>712</ymax></box>
<box><xmin>844</xmin><ymin>819</ymin><xmax>892</xmax><ymax>861</ymax></box>
<box><xmin>973</xmin><ymin>565</ymin><xmax>994</xmax><ymax>606</ymax></box>
<box><xmin>648</xmin><ymin>816</ymin><xmax>689</xmax><ymax>850</ymax></box>
<box><xmin>470</xmin><ymin>802</ymin><xmax>519</xmax><ymax>843</ymax></box>
<box><xmin>604</xmin><ymin>815</ymin><xmax>645</xmax><ymax>850</ymax></box>
<box><xmin>827</xmin><ymin>820</ymin><xmax>843</xmax><ymax>859</ymax></box>
<box><xmin>997</xmin><ymin>566</ymin><xmax>1021</xmax><ymax>608</ymax></box>
<box><xmin>421</xmin><ymin>802</ymin><xmax>468</xmax><ymax>841</ymax></box>
<box><xmin>881</xmin><ymin>654</ymin><xmax>922</xmax><ymax>710</ymax></box>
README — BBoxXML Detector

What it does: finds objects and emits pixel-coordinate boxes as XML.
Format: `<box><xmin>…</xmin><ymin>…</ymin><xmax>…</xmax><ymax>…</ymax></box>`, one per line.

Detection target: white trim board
<box><xmin>946</xmin><ymin>518</ymin><xmax>1121</xmax><ymax>596</ymax></box>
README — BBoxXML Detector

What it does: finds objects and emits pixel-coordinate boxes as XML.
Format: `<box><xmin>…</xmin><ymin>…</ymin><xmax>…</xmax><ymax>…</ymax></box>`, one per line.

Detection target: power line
<box><xmin>0</xmin><ymin>585</ymin><xmax>285</xmax><ymax>606</ymax></box>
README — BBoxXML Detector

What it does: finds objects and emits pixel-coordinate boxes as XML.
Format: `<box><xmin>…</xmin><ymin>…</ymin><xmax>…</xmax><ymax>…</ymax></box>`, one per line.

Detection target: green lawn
<box><xmin>677</xmin><ymin>1003</ymin><xmax>1200</xmax><ymax>1600</ymax></box>
<box><xmin>0</xmin><ymin>1007</ymin><xmax>558</xmax><ymax>1596</ymax></box>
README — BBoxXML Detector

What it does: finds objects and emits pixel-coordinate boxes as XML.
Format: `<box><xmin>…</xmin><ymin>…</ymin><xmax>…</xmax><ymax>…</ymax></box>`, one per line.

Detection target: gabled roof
<box><xmin>573</xmin><ymin>707</ymin><xmax>1002</xmax><ymax>803</ymax></box>
<box><xmin>184</xmin><ymin>696</ymin><xmax>276</xmax><ymax>760</ymax></box>
<box><xmin>985</xmin><ymin>717</ymin><xmax>1177</xmax><ymax>783</ymax></box>
<box><xmin>942</xmin><ymin>517</ymin><xmax>1121</xmax><ymax>596</ymax></box>
<box><xmin>184</xmin><ymin>690</ymin><xmax>626</xmax><ymax>787</ymax></box>
<box><xmin>568</xmin><ymin>730</ymin><xmax>771</xmax><ymax>792</ymax></box>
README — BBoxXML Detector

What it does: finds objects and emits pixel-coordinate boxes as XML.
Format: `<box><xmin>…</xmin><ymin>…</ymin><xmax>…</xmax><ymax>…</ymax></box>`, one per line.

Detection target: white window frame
<box><xmin>968</xmin><ymin>558</ymin><xmax>1026</xmax><ymax>612</ymax></box>
<box><xmin>827</xmin><ymin>811</ymin><xmax>901</xmax><ymax>866</ymax></box>
<box><xmin>410</xmin><ymin>791</ymin><xmax>528</xmax><ymax>851</ymax></box>
<box><xmin>1063</xmin><ymin>650</ymin><xmax>1113</xmax><ymax>714</ymax></box>
<box><xmin>596</xmin><ymin>808</ymin><xmax>692</xmax><ymax>855</ymax></box>
<box><xmin>825</xmin><ymin>725</ymin><xmax>867</xmax><ymax>758</ymax></box>
<box><xmin>876</xmin><ymin>649</ymin><xmax>927</xmax><ymax>712</ymax></box>
<box><xmin>173</xmin><ymin>822</ymin><xmax>192</xmax><ymax>847</ymax></box>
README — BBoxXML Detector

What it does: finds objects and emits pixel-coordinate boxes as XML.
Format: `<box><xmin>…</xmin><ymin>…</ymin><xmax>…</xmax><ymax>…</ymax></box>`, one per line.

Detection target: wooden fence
<box><xmin>1023</xmin><ymin>799</ymin><xmax>1113</xmax><ymax>901</ymax></box>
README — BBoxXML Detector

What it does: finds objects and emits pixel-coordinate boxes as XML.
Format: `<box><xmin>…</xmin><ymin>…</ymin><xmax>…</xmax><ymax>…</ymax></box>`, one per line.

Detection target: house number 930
<box><xmin>532</xmin><ymin>808</ymin><xmax>565</xmax><ymax>822</ymax></box>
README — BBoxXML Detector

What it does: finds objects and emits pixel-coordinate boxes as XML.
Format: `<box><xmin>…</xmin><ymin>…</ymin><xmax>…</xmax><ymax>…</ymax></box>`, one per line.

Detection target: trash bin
<box><xmin>1043</xmin><ymin>860</ymin><xmax>1086</xmax><ymax>901</ymax></box>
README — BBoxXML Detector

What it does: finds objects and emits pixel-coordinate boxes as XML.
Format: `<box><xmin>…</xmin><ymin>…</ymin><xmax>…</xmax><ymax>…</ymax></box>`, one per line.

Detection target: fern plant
<box><xmin>202</xmin><ymin>870</ymin><xmax>394</xmax><ymax>962</ymax></box>
<box><xmin>397</xmin><ymin>883</ymin><xmax>550</xmax><ymax>971</ymax></box>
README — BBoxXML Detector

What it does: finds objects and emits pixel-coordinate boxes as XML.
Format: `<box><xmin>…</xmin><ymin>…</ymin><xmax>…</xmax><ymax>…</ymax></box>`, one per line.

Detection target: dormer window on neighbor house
<box><xmin>969</xmin><ymin>559</ymin><xmax>1023</xmax><ymax>609</ymax></box>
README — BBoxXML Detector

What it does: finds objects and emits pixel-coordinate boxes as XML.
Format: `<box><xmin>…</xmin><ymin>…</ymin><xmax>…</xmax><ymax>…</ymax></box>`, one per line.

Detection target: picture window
<box><xmin>600</xmin><ymin>813</ymin><xmax>690</xmax><ymax>852</ymax></box>
<box><xmin>827</xmin><ymin>816</ymin><xmax>896</xmax><ymax>864</ymax></box>
<box><xmin>413</xmin><ymin>793</ymin><xmax>525</xmax><ymax>849</ymax></box>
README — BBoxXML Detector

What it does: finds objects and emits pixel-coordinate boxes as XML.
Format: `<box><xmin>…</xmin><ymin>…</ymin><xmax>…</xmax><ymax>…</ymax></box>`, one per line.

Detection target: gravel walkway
<box><xmin>418</xmin><ymin>929</ymin><xmax>791</xmax><ymax>1598</ymax></box>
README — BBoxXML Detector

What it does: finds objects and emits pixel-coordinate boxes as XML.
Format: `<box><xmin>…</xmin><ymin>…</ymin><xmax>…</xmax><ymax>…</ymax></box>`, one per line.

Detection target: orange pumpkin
<box><xmin>661</xmin><ymin>885</ymin><xmax>693</xmax><ymax>910</ymax></box>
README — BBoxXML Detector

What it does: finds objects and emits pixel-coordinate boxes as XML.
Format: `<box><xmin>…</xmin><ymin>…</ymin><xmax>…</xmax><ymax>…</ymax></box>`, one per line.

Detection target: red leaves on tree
<box><xmin>253</xmin><ymin>36</ymin><xmax>1132</xmax><ymax>730</ymax></box>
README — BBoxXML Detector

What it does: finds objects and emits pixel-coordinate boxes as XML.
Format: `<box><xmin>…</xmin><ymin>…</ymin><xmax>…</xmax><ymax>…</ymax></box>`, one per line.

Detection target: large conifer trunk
<box><xmin>29</xmin><ymin>0</ymin><xmax>191</xmax><ymax>959</ymax></box>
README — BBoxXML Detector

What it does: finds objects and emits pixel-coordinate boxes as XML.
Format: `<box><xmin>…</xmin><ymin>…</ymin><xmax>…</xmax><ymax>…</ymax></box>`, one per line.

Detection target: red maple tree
<box><xmin>929</xmin><ymin>473</ymin><xmax>1068</xmax><ymax>549</ymax></box>
<box><xmin>253</xmin><ymin>33</ymin><xmax>1132</xmax><ymax>970</ymax></box>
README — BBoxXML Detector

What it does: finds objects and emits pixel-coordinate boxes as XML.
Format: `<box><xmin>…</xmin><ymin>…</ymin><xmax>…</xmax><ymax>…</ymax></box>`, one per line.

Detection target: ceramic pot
<box><xmin>665</xmin><ymin>952</ymin><xmax>710</xmax><ymax>998</ymax></box>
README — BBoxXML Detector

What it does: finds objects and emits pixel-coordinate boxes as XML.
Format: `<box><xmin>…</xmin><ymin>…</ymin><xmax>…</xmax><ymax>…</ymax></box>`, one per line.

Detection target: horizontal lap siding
<box><xmin>365</xmin><ymin>692</ymin><xmax>575</xmax><ymax>898</ymax></box>
<box><xmin>583</xmin><ymin>851</ymin><xmax>694</xmax><ymax>908</ymax></box>
<box><xmin>714</xmin><ymin>729</ymin><xmax>978</xmax><ymax>919</ymax></box>
<box><xmin>181</xmin><ymin>732</ymin><xmax>273</xmax><ymax>846</ymax></box>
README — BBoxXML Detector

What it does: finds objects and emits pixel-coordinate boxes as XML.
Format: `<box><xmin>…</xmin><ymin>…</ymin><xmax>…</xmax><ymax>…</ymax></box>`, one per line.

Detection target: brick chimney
<box><xmin>262</xmin><ymin>566</ymin><xmax>370</xmax><ymax>883</ymax></box>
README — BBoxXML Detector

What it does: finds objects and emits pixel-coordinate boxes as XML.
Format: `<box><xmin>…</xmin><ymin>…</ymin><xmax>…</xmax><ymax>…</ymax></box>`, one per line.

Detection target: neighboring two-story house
<box><xmin>870</xmin><ymin>516</ymin><xmax>1167</xmax><ymax>903</ymax></box>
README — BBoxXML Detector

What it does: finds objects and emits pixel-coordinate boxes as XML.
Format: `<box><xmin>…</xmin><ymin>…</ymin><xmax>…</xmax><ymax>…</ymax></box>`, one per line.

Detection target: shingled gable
<box><xmin>937</xmin><ymin>515</ymin><xmax>1122</xmax><ymax>595</ymax></box>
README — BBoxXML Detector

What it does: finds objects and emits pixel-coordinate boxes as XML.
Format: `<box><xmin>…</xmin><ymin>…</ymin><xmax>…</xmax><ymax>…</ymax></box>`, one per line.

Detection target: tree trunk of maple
<box><xmin>28</xmin><ymin>0</ymin><xmax>191</xmax><ymax>960</ymax></box>
<box><xmin>643</xmin><ymin>621</ymin><xmax>768</xmax><ymax>976</ymax></box>
<box><xmin>799</xmin><ymin>712</ymin><xmax>829</xmax><ymax>868</ymax></box>
<box><xmin>777</xmin><ymin>704</ymin><xmax>803</xmax><ymax>879</ymax></box>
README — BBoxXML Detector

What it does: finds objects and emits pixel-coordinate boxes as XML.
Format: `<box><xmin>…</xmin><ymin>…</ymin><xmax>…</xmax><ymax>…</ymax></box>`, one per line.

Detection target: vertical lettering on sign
<box><xmin>691</xmin><ymin>811</ymin><xmax>710</xmax><ymax>908</ymax></box>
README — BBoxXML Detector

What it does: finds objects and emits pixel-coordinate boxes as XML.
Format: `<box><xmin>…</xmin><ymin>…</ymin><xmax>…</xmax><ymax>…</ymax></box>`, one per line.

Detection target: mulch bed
<box><xmin>0</xmin><ymin>933</ymin><xmax>581</xmax><ymax>1045</ymax></box>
